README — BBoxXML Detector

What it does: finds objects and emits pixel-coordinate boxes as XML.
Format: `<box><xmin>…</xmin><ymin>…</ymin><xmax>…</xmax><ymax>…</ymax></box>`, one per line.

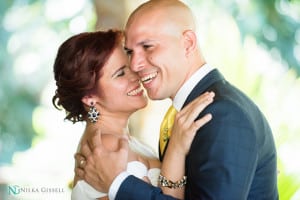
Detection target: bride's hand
<box><xmin>169</xmin><ymin>91</ymin><xmax>215</xmax><ymax>155</ymax></box>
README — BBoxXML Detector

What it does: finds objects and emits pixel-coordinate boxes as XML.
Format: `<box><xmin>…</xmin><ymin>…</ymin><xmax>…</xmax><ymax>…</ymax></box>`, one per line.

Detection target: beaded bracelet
<box><xmin>158</xmin><ymin>174</ymin><xmax>187</xmax><ymax>189</ymax></box>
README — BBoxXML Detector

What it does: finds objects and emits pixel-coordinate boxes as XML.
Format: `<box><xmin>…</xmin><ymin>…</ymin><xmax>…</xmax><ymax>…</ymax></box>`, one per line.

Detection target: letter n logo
<box><xmin>8</xmin><ymin>185</ymin><xmax>20</xmax><ymax>195</ymax></box>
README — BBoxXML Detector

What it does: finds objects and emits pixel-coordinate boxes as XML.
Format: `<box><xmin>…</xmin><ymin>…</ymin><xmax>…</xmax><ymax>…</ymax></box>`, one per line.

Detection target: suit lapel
<box><xmin>183</xmin><ymin>69</ymin><xmax>224</xmax><ymax>108</ymax></box>
<box><xmin>160</xmin><ymin>69</ymin><xmax>225</xmax><ymax>160</ymax></box>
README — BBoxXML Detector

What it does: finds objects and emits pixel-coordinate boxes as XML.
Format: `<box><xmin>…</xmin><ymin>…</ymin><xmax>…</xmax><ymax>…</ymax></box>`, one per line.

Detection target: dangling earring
<box><xmin>87</xmin><ymin>102</ymin><xmax>100</xmax><ymax>123</ymax></box>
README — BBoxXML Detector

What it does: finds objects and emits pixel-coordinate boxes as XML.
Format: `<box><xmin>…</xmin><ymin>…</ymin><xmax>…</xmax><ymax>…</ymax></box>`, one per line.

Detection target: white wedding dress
<box><xmin>71</xmin><ymin>136</ymin><xmax>160</xmax><ymax>200</ymax></box>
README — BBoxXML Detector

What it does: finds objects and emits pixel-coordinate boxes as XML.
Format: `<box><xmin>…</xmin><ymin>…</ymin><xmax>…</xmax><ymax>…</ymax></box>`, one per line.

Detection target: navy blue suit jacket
<box><xmin>116</xmin><ymin>69</ymin><xmax>278</xmax><ymax>200</ymax></box>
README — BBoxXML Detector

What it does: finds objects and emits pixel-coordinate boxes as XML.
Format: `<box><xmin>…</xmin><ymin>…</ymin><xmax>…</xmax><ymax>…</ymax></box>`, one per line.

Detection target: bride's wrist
<box><xmin>165</xmin><ymin>140</ymin><xmax>187</xmax><ymax>158</ymax></box>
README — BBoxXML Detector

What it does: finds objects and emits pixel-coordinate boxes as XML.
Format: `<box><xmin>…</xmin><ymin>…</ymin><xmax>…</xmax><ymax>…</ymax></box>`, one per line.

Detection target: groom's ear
<box><xmin>182</xmin><ymin>29</ymin><xmax>197</xmax><ymax>57</ymax></box>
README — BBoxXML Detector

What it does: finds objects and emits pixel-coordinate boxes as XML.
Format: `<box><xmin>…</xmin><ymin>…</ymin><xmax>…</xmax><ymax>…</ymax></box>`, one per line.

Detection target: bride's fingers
<box><xmin>179</xmin><ymin>91</ymin><xmax>214</xmax><ymax>118</ymax></box>
<box><xmin>176</xmin><ymin>92</ymin><xmax>214</xmax><ymax>125</ymax></box>
<box><xmin>187</xmin><ymin>94</ymin><xmax>214</xmax><ymax>123</ymax></box>
<box><xmin>190</xmin><ymin>92</ymin><xmax>214</xmax><ymax>112</ymax></box>
<box><xmin>193</xmin><ymin>113</ymin><xmax>212</xmax><ymax>130</ymax></box>
<box><xmin>179</xmin><ymin>92</ymin><xmax>212</xmax><ymax>115</ymax></box>
<box><xmin>190</xmin><ymin>91</ymin><xmax>214</xmax><ymax>108</ymax></box>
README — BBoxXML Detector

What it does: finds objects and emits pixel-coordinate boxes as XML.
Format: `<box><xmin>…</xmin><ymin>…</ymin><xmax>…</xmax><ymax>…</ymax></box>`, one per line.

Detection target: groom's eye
<box><xmin>143</xmin><ymin>44</ymin><xmax>153</xmax><ymax>50</ymax></box>
<box><xmin>124</xmin><ymin>48</ymin><xmax>133</xmax><ymax>56</ymax></box>
<box><xmin>126</xmin><ymin>50</ymin><xmax>132</xmax><ymax>56</ymax></box>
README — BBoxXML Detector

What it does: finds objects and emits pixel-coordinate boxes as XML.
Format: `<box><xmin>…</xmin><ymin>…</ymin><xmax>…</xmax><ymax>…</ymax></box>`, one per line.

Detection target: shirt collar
<box><xmin>173</xmin><ymin>64</ymin><xmax>215</xmax><ymax>111</ymax></box>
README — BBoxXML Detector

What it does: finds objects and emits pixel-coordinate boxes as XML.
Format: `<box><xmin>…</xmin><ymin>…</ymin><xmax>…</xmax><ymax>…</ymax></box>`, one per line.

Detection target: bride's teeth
<box><xmin>141</xmin><ymin>72</ymin><xmax>157</xmax><ymax>82</ymax></box>
<box><xmin>127</xmin><ymin>86</ymin><xmax>143</xmax><ymax>96</ymax></box>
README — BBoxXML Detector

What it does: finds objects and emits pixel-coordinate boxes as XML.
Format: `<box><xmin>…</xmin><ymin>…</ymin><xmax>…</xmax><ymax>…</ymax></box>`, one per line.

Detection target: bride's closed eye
<box><xmin>116</xmin><ymin>69</ymin><xmax>125</xmax><ymax>77</ymax></box>
<box><xmin>112</xmin><ymin>66</ymin><xmax>126</xmax><ymax>78</ymax></box>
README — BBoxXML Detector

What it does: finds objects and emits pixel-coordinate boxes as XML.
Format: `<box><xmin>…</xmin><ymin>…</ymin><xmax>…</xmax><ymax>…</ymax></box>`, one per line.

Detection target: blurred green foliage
<box><xmin>0</xmin><ymin>1</ymin><xmax>36</xmax><ymax>163</ymax></box>
<box><xmin>0</xmin><ymin>0</ymin><xmax>95</xmax><ymax>164</ymax></box>
<box><xmin>228</xmin><ymin>0</ymin><xmax>300</xmax><ymax>75</ymax></box>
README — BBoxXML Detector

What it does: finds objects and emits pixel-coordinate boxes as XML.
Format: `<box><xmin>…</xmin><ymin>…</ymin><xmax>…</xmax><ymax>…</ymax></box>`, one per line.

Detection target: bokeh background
<box><xmin>0</xmin><ymin>0</ymin><xmax>300</xmax><ymax>199</ymax></box>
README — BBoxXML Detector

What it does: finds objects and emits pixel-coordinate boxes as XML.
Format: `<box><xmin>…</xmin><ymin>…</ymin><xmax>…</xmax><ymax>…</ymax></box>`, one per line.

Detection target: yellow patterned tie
<box><xmin>159</xmin><ymin>105</ymin><xmax>177</xmax><ymax>158</ymax></box>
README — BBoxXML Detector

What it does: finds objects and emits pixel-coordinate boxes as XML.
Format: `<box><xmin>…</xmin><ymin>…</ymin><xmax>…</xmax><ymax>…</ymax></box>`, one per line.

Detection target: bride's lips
<box><xmin>127</xmin><ymin>85</ymin><xmax>144</xmax><ymax>96</ymax></box>
<box><xmin>140</xmin><ymin>72</ymin><xmax>158</xmax><ymax>86</ymax></box>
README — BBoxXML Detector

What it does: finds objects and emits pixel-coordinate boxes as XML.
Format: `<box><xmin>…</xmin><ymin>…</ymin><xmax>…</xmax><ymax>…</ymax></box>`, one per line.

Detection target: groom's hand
<box><xmin>75</xmin><ymin>130</ymin><xmax>129</xmax><ymax>193</ymax></box>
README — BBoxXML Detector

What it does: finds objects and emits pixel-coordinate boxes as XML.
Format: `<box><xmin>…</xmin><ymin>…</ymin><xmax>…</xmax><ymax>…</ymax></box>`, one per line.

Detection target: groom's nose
<box><xmin>129</xmin><ymin>50</ymin><xmax>147</xmax><ymax>73</ymax></box>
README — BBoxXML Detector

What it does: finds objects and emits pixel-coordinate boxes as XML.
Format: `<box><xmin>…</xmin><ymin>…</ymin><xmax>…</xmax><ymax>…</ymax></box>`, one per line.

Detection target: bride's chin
<box><xmin>136</xmin><ymin>103</ymin><xmax>147</xmax><ymax>110</ymax></box>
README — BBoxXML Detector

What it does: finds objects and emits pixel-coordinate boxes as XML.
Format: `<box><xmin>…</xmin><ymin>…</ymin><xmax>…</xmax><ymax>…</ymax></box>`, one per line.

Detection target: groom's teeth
<box><xmin>141</xmin><ymin>72</ymin><xmax>158</xmax><ymax>83</ymax></box>
<box><xmin>127</xmin><ymin>86</ymin><xmax>143</xmax><ymax>96</ymax></box>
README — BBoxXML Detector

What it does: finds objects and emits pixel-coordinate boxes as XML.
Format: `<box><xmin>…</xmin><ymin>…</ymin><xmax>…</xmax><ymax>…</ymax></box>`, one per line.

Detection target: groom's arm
<box><xmin>78</xmin><ymin>131</ymin><xmax>178</xmax><ymax>200</ymax></box>
<box><xmin>108</xmin><ymin>171</ymin><xmax>130</xmax><ymax>199</ymax></box>
<box><xmin>115</xmin><ymin>175</ymin><xmax>178</xmax><ymax>200</ymax></box>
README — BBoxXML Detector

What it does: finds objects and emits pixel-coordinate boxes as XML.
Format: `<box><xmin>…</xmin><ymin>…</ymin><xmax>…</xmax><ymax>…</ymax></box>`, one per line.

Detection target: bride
<box><xmin>52</xmin><ymin>29</ymin><xmax>214</xmax><ymax>199</ymax></box>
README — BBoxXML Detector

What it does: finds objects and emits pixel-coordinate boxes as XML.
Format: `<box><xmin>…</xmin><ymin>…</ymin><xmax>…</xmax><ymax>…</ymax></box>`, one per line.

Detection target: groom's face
<box><xmin>125</xmin><ymin>9</ymin><xmax>187</xmax><ymax>101</ymax></box>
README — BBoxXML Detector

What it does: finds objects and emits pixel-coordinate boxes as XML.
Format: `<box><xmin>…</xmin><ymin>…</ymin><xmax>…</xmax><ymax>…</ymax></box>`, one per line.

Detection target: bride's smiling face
<box><xmin>95</xmin><ymin>44</ymin><xmax>148</xmax><ymax>115</ymax></box>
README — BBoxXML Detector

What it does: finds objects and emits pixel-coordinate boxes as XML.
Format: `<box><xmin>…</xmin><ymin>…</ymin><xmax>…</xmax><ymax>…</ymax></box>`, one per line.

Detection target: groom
<box><xmin>77</xmin><ymin>0</ymin><xmax>278</xmax><ymax>199</ymax></box>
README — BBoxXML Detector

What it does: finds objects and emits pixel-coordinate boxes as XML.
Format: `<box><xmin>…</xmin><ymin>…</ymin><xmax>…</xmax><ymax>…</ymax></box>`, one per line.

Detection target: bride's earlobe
<box><xmin>81</xmin><ymin>95</ymin><xmax>93</xmax><ymax>107</ymax></box>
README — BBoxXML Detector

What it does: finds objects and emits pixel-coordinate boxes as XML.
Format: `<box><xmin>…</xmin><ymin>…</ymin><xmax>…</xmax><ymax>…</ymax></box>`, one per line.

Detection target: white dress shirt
<box><xmin>173</xmin><ymin>64</ymin><xmax>215</xmax><ymax>111</ymax></box>
<box><xmin>108</xmin><ymin>64</ymin><xmax>215</xmax><ymax>200</ymax></box>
